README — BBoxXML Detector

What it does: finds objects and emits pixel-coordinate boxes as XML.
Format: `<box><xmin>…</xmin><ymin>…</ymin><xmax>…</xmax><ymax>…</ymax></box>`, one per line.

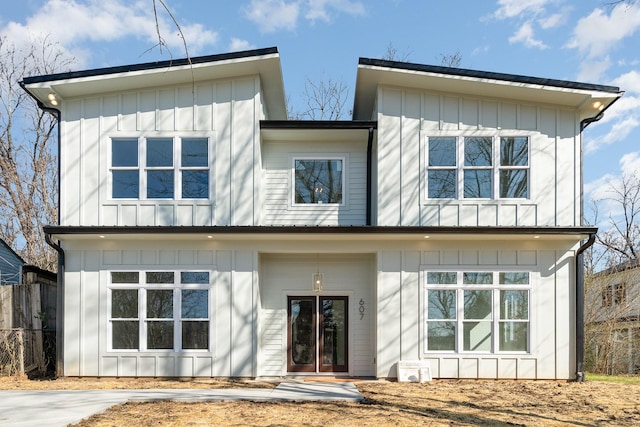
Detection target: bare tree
<box><xmin>292</xmin><ymin>77</ymin><xmax>350</xmax><ymax>120</ymax></box>
<box><xmin>382</xmin><ymin>42</ymin><xmax>412</xmax><ymax>62</ymax></box>
<box><xmin>0</xmin><ymin>36</ymin><xmax>74</xmax><ymax>270</ymax></box>
<box><xmin>439</xmin><ymin>51</ymin><xmax>462</xmax><ymax>68</ymax></box>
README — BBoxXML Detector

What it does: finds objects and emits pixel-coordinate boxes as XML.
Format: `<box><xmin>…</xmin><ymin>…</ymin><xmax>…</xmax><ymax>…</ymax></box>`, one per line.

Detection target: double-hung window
<box><xmin>425</xmin><ymin>271</ymin><xmax>530</xmax><ymax>353</ymax></box>
<box><xmin>111</xmin><ymin>137</ymin><xmax>210</xmax><ymax>200</ymax></box>
<box><xmin>426</xmin><ymin>136</ymin><xmax>529</xmax><ymax>199</ymax></box>
<box><xmin>108</xmin><ymin>271</ymin><xmax>210</xmax><ymax>351</ymax></box>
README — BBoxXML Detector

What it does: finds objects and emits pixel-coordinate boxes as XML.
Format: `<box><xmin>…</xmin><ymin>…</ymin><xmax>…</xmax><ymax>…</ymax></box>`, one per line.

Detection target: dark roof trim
<box><xmin>22</xmin><ymin>47</ymin><xmax>279</xmax><ymax>84</ymax></box>
<box><xmin>22</xmin><ymin>264</ymin><xmax>57</xmax><ymax>281</ymax></box>
<box><xmin>44</xmin><ymin>225</ymin><xmax>597</xmax><ymax>236</ymax></box>
<box><xmin>358</xmin><ymin>57</ymin><xmax>622</xmax><ymax>94</ymax></box>
<box><xmin>260</xmin><ymin>120</ymin><xmax>377</xmax><ymax>130</ymax></box>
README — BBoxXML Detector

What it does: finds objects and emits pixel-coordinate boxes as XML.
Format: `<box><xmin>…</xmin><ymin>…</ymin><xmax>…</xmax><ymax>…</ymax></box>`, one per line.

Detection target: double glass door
<box><xmin>287</xmin><ymin>296</ymin><xmax>348</xmax><ymax>373</ymax></box>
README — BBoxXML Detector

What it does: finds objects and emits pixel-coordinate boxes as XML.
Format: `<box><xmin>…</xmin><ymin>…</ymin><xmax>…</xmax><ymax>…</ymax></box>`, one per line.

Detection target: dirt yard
<box><xmin>2</xmin><ymin>376</ymin><xmax>640</xmax><ymax>426</ymax></box>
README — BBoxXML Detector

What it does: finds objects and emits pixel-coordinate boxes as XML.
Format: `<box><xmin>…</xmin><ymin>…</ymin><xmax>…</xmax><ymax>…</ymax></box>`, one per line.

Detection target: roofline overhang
<box><xmin>21</xmin><ymin>47</ymin><xmax>288</xmax><ymax>120</ymax></box>
<box><xmin>353</xmin><ymin>58</ymin><xmax>623</xmax><ymax>121</ymax></box>
<box><xmin>260</xmin><ymin>120</ymin><xmax>377</xmax><ymax>130</ymax></box>
<box><xmin>43</xmin><ymin>225</ymin><xmax>597</xmax><ymax>242</ymax></box>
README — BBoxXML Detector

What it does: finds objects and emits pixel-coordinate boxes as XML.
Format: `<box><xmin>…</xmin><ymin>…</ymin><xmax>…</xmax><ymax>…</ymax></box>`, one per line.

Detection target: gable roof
<box><xmin>353</xmin><ymin>57</ymin><xmax>623</xmax><ymax>121</ymax></box>
<box><xmin>21</xmin><ymin>47</ymin><xmax>288</xmax><ymax>120</ymax></box>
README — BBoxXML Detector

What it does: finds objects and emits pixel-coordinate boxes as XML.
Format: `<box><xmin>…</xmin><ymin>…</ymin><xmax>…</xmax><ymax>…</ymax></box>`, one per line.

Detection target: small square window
<box><xmin>294</xmin><ymin>159</ymin><xmax>344</xmax><ymax>204</ymax></box>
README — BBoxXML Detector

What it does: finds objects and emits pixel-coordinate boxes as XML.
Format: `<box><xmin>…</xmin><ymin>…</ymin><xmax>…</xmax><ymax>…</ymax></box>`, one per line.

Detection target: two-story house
<box><xmin>21</xmin><ymin>47</ymin><xmax>621</xmax><ymax>380</ymax></box>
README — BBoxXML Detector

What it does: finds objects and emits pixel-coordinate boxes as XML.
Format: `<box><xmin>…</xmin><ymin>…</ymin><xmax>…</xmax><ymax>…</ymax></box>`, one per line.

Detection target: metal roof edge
<box><xmin>358</xmin><ymin>57</ymin><xmax>622</xmax><ymax>94</ymax></box>
<box><xmin>22</xmin><ymin>47</ymin><xmax>279</xmax><ymax>84</ymax></box>
<box><xmin>260</xmin><ymin>120</ymin><xmax>377</xmax><ymax>130</ymax></box>
<box><xmin>43</xmin><ymin>225</ymin><xmax>598</xmax><ymax>235</ymax></box>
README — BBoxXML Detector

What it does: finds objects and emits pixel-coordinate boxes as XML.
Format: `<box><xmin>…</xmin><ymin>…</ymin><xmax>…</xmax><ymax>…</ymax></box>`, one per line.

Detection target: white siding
<box><xmin>59</xmin><ymin>76</ymin><xmax>263</xmax><ymax>227</ymax></box>
<box><xmin>261</xmin><ymin>140</ymin><xmax>368</xmax><ymax>226</ymax></box>
<box><xmin>376</xmin><ymin>87</ymin><xmax>581</xmax><ymax>227</ymax></box>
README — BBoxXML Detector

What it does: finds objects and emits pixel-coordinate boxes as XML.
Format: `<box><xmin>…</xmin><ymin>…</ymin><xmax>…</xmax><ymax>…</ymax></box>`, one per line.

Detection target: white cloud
<box><xmin>565</xmin><ymin>4</ymin><xmax>640</xmax><ymax>59</ymax></box>
<box><xmin>0</xmin><ymin>0</ymin><xmax>218</xmax><ymax>65</ymax></box>
<box><xmin>229</xmin><ymin>38</ymin><xmax>255</xmax><ymax>52</ymax></box>
<box><xmin>492</xmin><ymin>0</ymin><xmax>552</xmax><ymax>20</ymax></box>
<box><xmin>242</xmin><ymin>0</ymin><xmax>300</xmax><ymax>33</ymax></box>
<box><xmin>620</xmin><ymin>152</ymin><xmax>640</xmax><ymax>177</ymax></box>
<box><xmin>305</xmin><ymin>0</ymin><xmax>365</xmax><ymax>22</ymax></box>
<box><xmin>538</xmin><ymin>11</ymin><xmax>564</xmax><ymax>29</ymax></box>
<box><xmin>471</xmin><ymin>45</ymin><xmax>491</xmax><ymax>56</ymax></box>
<box><xmin>612</xmin><ymin>70</ymin><xmax>640</xmax><ymax>95</ymax></box>
<box><xmin>508</xmin><ymin>21</ymin><xmax>548</xmax><ymax>49</ymax></box>
<box><xmin>575</xmin><ymin>56</ymin><xmax>613</xmax><ymax>83</ymax></box>
<box><xmin>585</xmin><ymin>115</ymin><xmax>640</xmax><ymax>154</ymax></box>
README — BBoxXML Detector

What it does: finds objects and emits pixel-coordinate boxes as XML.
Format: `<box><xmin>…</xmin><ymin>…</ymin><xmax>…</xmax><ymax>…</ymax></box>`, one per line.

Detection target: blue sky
<box><xmin>1</xmin><ymin>0</ymin><xmax>639</xmax><ymax>222</ymax></box>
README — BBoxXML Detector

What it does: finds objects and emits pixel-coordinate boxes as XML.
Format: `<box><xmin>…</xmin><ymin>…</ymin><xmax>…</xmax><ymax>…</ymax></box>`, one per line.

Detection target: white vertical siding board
<box><xmin>498</xmin><ymin>204</ymin><xmax>517</xmax><ymax>226</ymax></box>
<box><xmin>440</xmin><ymin>205</ymin><xmax>459</xmax><ymax>226</ymax></box>
<box><xmin>557</xmin><ymin>110</ymin><xmax>577</xmax><ymax>226</ymax></box>
<box><xmin>460</xmin><ymin>205</ymin><xmax>478</xmax><ymax>226</ymax></box>
<box><xmin>82</xmin><ymin>99</ymin><xmax>101</xmax><ymax>225</ymax></box>
<box><xmin>537</xmin><ymin>251</ymin><xmax>557</xmax><ymax>378</ymax></box>
<box><xmin>555</xmin><ymin>250</ymin><xmax>575</xmax><ymax>379</ymax></box>
<box><xmin>479</xmin><ymin>204</ymin><xmax>498</xmax><ymax>226</ymax></box>
<box><xmin>231</xmin><ymin>79</ymin><xmax>256</xmax><ymax>226</ymax></box>
<box><xmin>378</xmin><ymin>88</ymin><xmax>402</xmax><ymax>226</ymax></box>
<box><xmin>216</xmin><ymin>82</ymin><xmax>232</xmax><ymax>225</ymax></box>
<box><xmin>422</xmin><ymin>93</ymin><xmax>440</xmax><ymax>129</ymax></box>
<box><xmin>401</xmin><ymin>92</ymin><xmax>421</xmax><ymax>226</ymax></box>
<box><xmin>64</xmin><ymin>251</ymin><xmax>82</xmax><ymax>376</ymax></box>
<box><xmin>81</xmin><ymin>251</ymin><xmax>101</xmax><ymax>376</ymax></box>
<box><xmin>461</xmin><ymin>98</ymin><xmax>479</xmax><ymax>129</ymax></box>
<box><xmin>442</xmin><ymin>96</ymin><xmax>459</xmax><ymax>130</ymax></box>
<box><xmin>520</xmin><ymin>105</ymin><xmax>537</xmax><ymax>130</ymax></box>
<box><xmin>480</xmin><ymin>100</ymin><xmax>498</xmax><ymax>129</ymax></box>
<box><xmin>401</xmin><ymin>251</ymin><xmax>420</xmax><ymax>360</ymax></box>
<box><xmin>63</xmin><ymin>100</ymin><xmax>82</xmax><ymax>226</ymax></box>
<box><xmin>253</xmin><ymin>76</ymin><xmax>263</xmax><ymax>226</ymax></box>
<box><xmin>176</xmin><ymin>86</ymin><xmax>195</xmax><ymax>131</ymax></box>
<box><xmin>214</xmin><ymin>251</ymin><xmax>232</xmax><ymax>376</ymax></box>
<box><xmin>157</xmin><ymin>88</ymin><xmax>175</xmax><ymax>131</ymax></box>
<box><xmin>500</xmin><ymin>103</ymin><xmax>517</xmax><ymax>129</ymax></box>
<box><xmin>377</xmin><ymin>251</ymin><xmax>402</xmax><ymax>377</ymax></box>
<box><xmin>536</xmin><ymin>109</ymin><xmax>558</xmax><ymax>226</ymax></box>
<box><xmin>231</xmin><ymin>250</ymin><xmax>256</xmax><ymax>376</ymax></box>
<box><xmin>139</xmin><ymin>91</ymin><xmax>156</xmax><ymax>131</ymax></box>
<box><xmin>120</xmin><ymin>93</ymin><xmax>137</xmax><ymax>131</ymax></box>
<box><xmin>195</xmin><ymin>83</ymin><xmax>214</xmax><ymax>131</ymax></box>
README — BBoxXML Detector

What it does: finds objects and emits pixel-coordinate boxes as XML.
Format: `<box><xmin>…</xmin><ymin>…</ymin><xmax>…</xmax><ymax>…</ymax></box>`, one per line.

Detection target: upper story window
<box><xmin>293</xmin><ymin>158</ymin><xmax>344</xmax><ymax>205</ymax></box>
<box><xmin>426</xmin><ymin>136</ymin><xmax>529</xmax><ymax>200</ymax></box>
<box><xmin>602</xmin><ymin>282</ymin><xmax>626</xmax><ymax>307</ymax></box>
<box><xmin>111</xmin><ymin>137</ymin><xmax>210</xmax><ymax>200</ymax></box>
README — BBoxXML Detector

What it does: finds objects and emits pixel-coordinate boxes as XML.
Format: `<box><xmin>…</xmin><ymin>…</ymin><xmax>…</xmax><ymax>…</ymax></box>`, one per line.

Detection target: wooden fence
<box><xmin>0</xmin><ymin>280</ymin><xmax>56</xmax><ymax>376</ymax></box>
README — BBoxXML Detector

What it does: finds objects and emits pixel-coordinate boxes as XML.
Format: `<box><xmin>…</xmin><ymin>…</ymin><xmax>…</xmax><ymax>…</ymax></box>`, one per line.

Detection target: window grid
<box><xmin>424</xmin><ymin>271</ymin><xmax>530</xmax><ymax>354</ymax></box>
<box><xmin>426</xmin><ymin>136</ymin><xmax>530</xmax><ymax>200</ymax></box>
<box><xmin>108</xmin><ymin>270</ymin><xmax>211</xmax><ymax>352</ymax></box>
<box><xmin>110</xmin><ymin>137</ymin><xmax>210</xmax><ymax>200</ymax></box>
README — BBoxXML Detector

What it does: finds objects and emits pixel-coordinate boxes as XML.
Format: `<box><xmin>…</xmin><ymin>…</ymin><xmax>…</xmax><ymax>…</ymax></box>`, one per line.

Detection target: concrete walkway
<box><xmin>0</xmin><ymin>382</ymin><xmax>363</xmax><ymax>427</ymax></box>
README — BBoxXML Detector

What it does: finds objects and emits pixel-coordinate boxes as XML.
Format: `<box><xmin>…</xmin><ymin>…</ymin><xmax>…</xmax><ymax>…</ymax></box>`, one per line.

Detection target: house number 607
<box><xmin>359</xmin><ymin>299</ymin><xmax>365</xmax><ymax>320</ymax></box>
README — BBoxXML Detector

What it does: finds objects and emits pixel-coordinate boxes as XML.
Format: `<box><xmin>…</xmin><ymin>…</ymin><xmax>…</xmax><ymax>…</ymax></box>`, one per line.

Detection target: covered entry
<box><xmin>288</xmin><ymin>296</ymin><xmax>348</xmax><ymax>373</ymax></box>
<box><xmin>258</xmin><ymin>253</ymin><xmax>376</xmax><ymax>378</ymax></box>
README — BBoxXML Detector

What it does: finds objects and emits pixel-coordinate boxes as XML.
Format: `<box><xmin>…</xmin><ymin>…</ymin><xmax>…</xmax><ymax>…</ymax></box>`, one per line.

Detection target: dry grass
<box><xmin>2</xmin><ymin>376</ymin><xmax>640</xmax><ymax>426</ymax></box>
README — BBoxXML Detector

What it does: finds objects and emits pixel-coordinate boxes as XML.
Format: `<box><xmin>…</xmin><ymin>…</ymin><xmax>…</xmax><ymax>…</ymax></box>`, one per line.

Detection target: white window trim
<box><xmin>424</xmin><ymin>134</ymin><xmax>531</xmax><ymax>202</ymax></box>
<box><xmin>109</xmin><ymin>135</ymin><xmax>213</xmax><ymax>201</ymax></box>
<box><xmin>107</xmin><ymin>270</ymin><xmax>212</xmax><ymax>353</ymax></box>
<box><xmin>290</xmin><ymin>154</ymin><xmax>348</xmax><ymax>208</ymax></box>
<box><xmin>421</xmin><ymin>270</ymin><xmax>532</xmax><ymax>355</ymax></box>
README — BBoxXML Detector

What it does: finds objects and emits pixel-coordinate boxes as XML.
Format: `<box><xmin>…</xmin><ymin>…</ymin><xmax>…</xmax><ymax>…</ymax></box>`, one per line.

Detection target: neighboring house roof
<box><xmin>21</xmin><ymin>47</ymin><xmax>287</xmax><ymax>120</ymax></box>
<box><xmin>0</xmin><ymin>239</ymin><xmax>25</xmax><ymax>286</ymax></box>
<box><xmin>353</xmin><ymin>57</ymin><xmax>623</xmax><ymax>120</ymax></box>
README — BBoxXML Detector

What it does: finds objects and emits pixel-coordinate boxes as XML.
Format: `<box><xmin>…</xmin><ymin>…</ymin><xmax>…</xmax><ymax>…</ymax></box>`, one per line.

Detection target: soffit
<box><xmin>353</xmin><ymin>62</ymin><xmax>622</xmax><ymax>121</ymax></box>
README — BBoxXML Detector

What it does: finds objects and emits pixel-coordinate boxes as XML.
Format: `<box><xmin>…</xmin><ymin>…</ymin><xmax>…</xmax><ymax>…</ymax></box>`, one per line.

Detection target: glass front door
<box><xmin>288</xmin><ymin>296</ymin><xmax>348</xmax><ymax>373</ymax></box>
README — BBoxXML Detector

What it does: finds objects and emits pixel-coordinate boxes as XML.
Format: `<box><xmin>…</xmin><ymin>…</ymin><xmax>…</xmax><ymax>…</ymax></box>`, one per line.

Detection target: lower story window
<box><xmin>109</xmin><ymin>271</ymin><xmax>210</xmax><ymax>351</ymax></box>
<box><xmin>425</xmin><ymin>271</ymin><xmax>530</xmax><ymax>353</ymax></box>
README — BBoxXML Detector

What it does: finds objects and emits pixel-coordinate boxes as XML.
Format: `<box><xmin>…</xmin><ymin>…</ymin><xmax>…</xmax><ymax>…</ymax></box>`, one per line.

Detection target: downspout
<box><xmin>575</xmin><ymin>232</ymin><xmax>596</xmax><ymax>382</ymax></box>
<box><xmin>366</xmin><ymin>126</ymin><xmax>374</xmax><ymax>226</ymax></box>
<box><xmin>574</xmin><ymin>110</ymin><xmax>607</xmax><ymax>382</ymax></box>
<box><xmin>45</xmin><ymin>233</ymin><xmax>65</xmax><ymax>377</ymax></box>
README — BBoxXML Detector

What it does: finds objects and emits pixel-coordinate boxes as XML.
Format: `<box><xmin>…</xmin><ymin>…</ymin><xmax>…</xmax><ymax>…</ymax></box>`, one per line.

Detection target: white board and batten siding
<box><xmin>376</xmin><ymin>86</ymin><xmax>580</xmax><ymax>228</ymax></box>
<box><xmin>261</xmin><ymin>140</ymin><xmax>368</xmax><ymax>226</ymax></box>
<box><xmin>376</xmin><ymin>240</ymin><xmax>578</xmax><ymax>380</ymax></box>
<box><xmin>62</xmin><ymin>240</ymin><xmax>258</xmax><ymax>378</ymax></box>
<box><xmin>59</xmin><ymin>76</ymin><xmax>264</xmax><ymax>228</ymax></box>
